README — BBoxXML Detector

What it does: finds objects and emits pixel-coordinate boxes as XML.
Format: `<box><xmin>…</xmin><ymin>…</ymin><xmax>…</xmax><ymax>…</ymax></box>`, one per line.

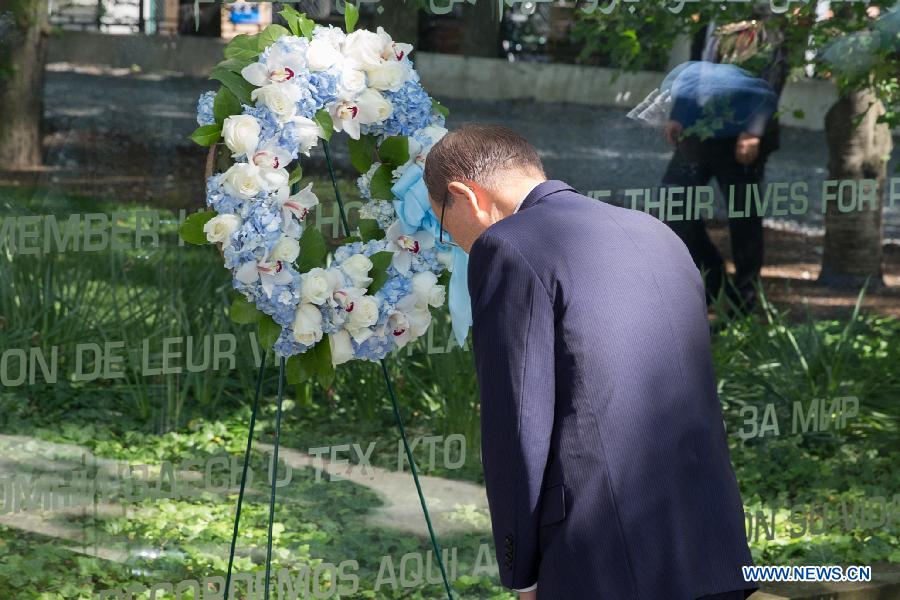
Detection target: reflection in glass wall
<box><xmin>0</xmin><ymin>0</ymin><xmax>897</xmax><ymax>598</ymax></box>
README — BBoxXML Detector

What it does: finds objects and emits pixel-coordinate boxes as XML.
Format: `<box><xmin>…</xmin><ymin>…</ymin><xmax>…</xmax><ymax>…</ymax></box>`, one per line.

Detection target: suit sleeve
<box><xmin>467</xmin><ymin>232</ymin><xmax>556</xmax><ymax>590</ymax></box>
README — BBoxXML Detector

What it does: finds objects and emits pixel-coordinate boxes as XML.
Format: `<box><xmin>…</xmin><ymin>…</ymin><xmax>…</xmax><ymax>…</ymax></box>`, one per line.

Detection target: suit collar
<box><xmin>518</xmin><ymin>179</ymin><xmax>576</xmax><ymax>213</ymax></box>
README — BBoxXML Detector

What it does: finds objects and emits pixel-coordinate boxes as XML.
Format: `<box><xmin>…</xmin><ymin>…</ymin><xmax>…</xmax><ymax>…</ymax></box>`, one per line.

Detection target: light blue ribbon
<box><xmin>391</xmin><ymin>164</ymin><xmax>471</xmax><ymax>347</ymax></box>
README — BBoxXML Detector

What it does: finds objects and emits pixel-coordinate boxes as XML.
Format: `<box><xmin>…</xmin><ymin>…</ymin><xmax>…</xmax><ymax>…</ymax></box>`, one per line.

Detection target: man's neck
<box><xmin>493</xmin><ymin>174</ymin><xmax>547</xmax><ymax>219</ymax></box>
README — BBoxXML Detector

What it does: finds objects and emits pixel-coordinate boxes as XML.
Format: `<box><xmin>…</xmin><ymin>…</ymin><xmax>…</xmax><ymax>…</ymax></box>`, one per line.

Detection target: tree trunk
<box><xmin>0</xmin><ymin>0</ymin><xmax>48</xmax><ymax>169</ymax></box>
<box><xmin>459</xmin><ymin>0</ymin><xmax>501</xmax><ymax>58</ymax></box>
<box><xmin>819</xmin><ymin>89</ymin><xmax>893</xmax><ymax>289</ymax></box>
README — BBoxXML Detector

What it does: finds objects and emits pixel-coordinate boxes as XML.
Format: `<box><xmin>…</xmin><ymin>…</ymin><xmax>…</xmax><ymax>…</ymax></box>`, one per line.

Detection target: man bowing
<box><xmin>423</xmin><ymin>123</ymin><xmax>756</xmax><ymax>600</ymax></box>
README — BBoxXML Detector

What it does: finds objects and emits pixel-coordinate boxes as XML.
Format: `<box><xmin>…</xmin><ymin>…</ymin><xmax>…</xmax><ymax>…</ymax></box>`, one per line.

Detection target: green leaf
<box><xmin>279</xmin><ymin>6</ymin><xmax>302</xmax><ymax>36</ymax></box>
<box><xmin>344</xmin><ymin>2</ymin><xmax>360</xmax><ymax>33</ymax></box>
<box><xmin>213</xmin><ymin>86</ymin><xmax>242</xmax><ymax>125</ymax></box>
<box><xmin>224</xmin><ymin>33</ymin><xmax>261</xmax><ymax>61</ymax></box>
<box><xmin>288</xmin><ymin>163</ymin><xmax>303</xmax><ymax>187</ymax></box>
<box><xmin>314</xmin><ymin>109</ymin><xmax>333</xmax><ymax>141</ymax></box>
<box><xmin>230</xmin><ymin>296</ymin><xmax>262</xmax><ymax>325</ymax></box>
<box><xmin>437</xmin><ymin>268</ymin><xmax>451</xmax><ymax>289</ymax></box>
<box><xmin>297</xmin><ymin>225</ymin><xmax>327</xmax><ymax>272</ymax></box>
<box><xmin>298</xmin><ymin>14</ymin><xmax>316</xmax><ymax>39</ymax></box>
<box><xmin>215</xmin><ymin>57</ymin><xmax>253</xmax><ymax>74</ymax></box>
<box><xmin>358</xmin><ymin>218</ymin><xmax>385</xmax><ymax>242</ymax></box>
<box><xmin>348</xmin><ymin>134</ymin><xmax>377</xmax><ymax>173</ymax></box>
<box><xmin>289</xmin><ymin>338</ymin><xmax>334</xmax><ymax>387</ymax></box>
<box><xmin>367</xmin><ymin>251</ymin><xmax>394</xmax><ymax>295</ymax></box>
<box><xmin>377</xmin><ymin>136</ymin><xmax>409</xmax><ymax>167</ymax></box>
<box><xmin>369</xmin><ymin>163</ymin><xmax>395</xmax><ymax>200</ymax></box>
<box><xmin>792</xmin><ymin>109</ymin><xmax>805</xmax><ymax>120</ymax></box>
<box><xmin>431</xmin><ymin>98</ymin><xmax>449</xmax><ymax>118</ymax></box>
<box><xmin>189</xmin><ymin>124</ymin><xmax>222</xmax><ymax>147</ymax></box>
<box><xmin>258</xmin><ymin>316</ymin><xmax>282</xmax><ymax>350</ymax></box>
<box><xmin>209</xmin><ymin>68</ymin><xmax>254</xmax><ymax>105</ymax></box>
<box><xmin>178</xmin><ymin>210</ymin><xmax>216</xmax><ymax>244</ymax></box>
<box><xmin>340</xmin><ymin>235</ymin><xmax>363</xmax><ymax>244</ymax></box>
<box><xmin>285</xmin><ymin>354</ymin><xmax>308</xmax><ymax>385</ymax></box>
<box><xmin>257</xmin><ymin>24</ymin><xmax>290</xmax><ymax>52</ymax></box>
<box><xmin>312</xmin><ymin>337</ymin><xmax>335</xmax><ymax>387</ymax></box>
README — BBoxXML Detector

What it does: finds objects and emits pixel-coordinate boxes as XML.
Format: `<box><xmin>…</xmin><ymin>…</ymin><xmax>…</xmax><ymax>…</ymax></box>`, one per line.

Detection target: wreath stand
<box><xmin>206</xmin><ymin>141</ymin><xmax>456</xmax><ymax>600</ymax></box>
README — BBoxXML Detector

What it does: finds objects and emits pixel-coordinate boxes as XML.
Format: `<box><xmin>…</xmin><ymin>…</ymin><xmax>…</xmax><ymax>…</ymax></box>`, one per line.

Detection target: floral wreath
<box><xmin>182</xmin><ymin>6</ymin><xmax>470</xmax><ymax>385</ymax></box>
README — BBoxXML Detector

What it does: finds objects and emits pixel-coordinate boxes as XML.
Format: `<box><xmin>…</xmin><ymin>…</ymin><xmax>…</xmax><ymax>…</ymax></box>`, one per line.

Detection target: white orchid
<box><xmin>275</xmin><ymin>182</ymin><xmax>319</xmax><ymax>237</ymax></box>
<box><xmin>328</xmin><ymin>89</ymin><xmax>392</xmax><ymax>140</ymax></box>
<box><xmin>386</xmin><ymin>220</ymin><xmax>435</xmax><ymax>275</ymax></box>
<box><xmin>385</xmin><ymin>309</ymin><xmax>412</xmax><ymax>347</ymax></box>
<box><xmin>235</xmin><ymin>257</ymin><xmax>294</xmax><ymax>298</ymax></box>
<box><xmin>241</xmin><ymin>43</ymin><xmax>308</xmax><ymax>86</ymax></box>
<box><xmin>375</xmin><ymin>26</ymin><xmax>413</xmax><ymax>62</ymax></box>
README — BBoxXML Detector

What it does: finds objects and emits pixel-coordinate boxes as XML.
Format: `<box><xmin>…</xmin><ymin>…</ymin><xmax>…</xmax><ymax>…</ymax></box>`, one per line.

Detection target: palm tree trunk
<box><xmin>0</xmin><ymin>0</ymin><xmax>49</xmax><ymax>169</ymax></box>
<box><xmin>819</xmin><ymin>89</ymin><xmax>893</xmax><ymax>289</ymax></box>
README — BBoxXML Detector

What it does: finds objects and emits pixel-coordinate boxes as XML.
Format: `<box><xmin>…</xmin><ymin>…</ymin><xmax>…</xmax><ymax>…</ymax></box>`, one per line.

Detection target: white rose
<box><xmin>313</xmin><ymin>25</ymin><xmax>346</xmax><ymax>49</ymax></box>
<box><xmin>366</xmin><ymin>61</ymin><xmax>409</xmax><ymax>92</ymax></box>
<box><xmin>251</xmin><ymin>82</ymin><xmax>301</xmax><ymax>123</ymax></box>
<box><xmin>355</xmin><ymin>88</ymin><xmax>392</xmax><ymax>124</ymax></box>
<box><xmin>411</xmin><ymin>271</ymin><xmax>445</xmax><ymax>307</ymax></box>
<box><xmin>343</xmin><ymin>29</ymin><xmax>383</xmax><ymax>70</ymax></box>
<box><xmin>222</xmin><ymin>115</ymin><xmax>261</xmax><ymax>158</ymax></box>
<box><xmin>330</xmin><ymin>330</ymin><xmax>354</xmax><ymax>366</ymax></box>
<box><xmin>407</xmin><ymin>306</ymin><xmax>432</xmax><ymax>338</ymax></box>
<box><xmin>291</xmin><ymin>116</ymin><xmax>321</xmax><ymax>155</ymax></box>
<box><xmin>346</xmin><ymin>294</ymin><xmax>380</xmax><ymax>337</ymax></box>
<box><xmin>271</xmin><ymin>236</ymin><xmax>300</xmax><ymax>263</ymax></box>
<box><xmin>436</xmin><ymin>251</ymin><xmax>453</xmax><ymax>270</ymax></box>
<box><xmin>428</xmin><ymin>284</ymin><xmax>446</xmax><ymax>308</ymax></box>
<box><xmin>203</xmin><ymin>214</ymin><xmax>242</xmax><ymax>244</ymax></box>
<box><xmin>307</xmin><ymin>37</ymin><xmax>343</xmax><ymax>71</ymax></box>
<box><xmin>222</xmin><ymin>163</ymin><xmax>266</xmax><ymax>199</ymax></box>
<box><xmin>292</xmin><ymin>303</ymin><xmax>323</xmax><ymax>346</ymax></box>
<box><xmin>420</xmin><ymin>125</ymin><xmax>448</xmax><ymax>144</ymax></box>
<box><xmin>341</xmin><ymin>253</ymin><xmax>373</xmax><ymax>288</ymax></box>
<box><xmin>299</xmin><ymin>267</ymin><xmax>336</xmax><ymax>305</ymax></box>
<box><xmin>338</xmin><ymin>65</ymin><xmax>367</xmax><ymax>97</ymax></box>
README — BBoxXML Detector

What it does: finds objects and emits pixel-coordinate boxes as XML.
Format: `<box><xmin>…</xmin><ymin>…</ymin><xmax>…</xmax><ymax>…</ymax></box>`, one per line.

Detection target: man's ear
<box><xmin>447</xmin><ymin>180</ymin><xmax>479</xmax><ymax>213</ymax></box>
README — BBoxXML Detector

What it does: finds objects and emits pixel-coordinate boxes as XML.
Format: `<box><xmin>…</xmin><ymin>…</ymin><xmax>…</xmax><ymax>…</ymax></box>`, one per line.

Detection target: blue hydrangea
<box><xmin>354</xmin><ymin>333</ymin><xmax>394</xmax><ymax>361</ymax></box>
<box><xmin>254</xmin><ymin>269</ymin><xmax>301</xmax><ymax>326</ymax></box>
<box><xmin>306</xmin><ymin>71</ymin><xmax>340</xmax><ymax>114</ymax></box>
<box><xmin>273</xmin><ymin>327</ymin><xmax>311</xmax><ymax>357</ymax></box>
<box><xmin>205</xmin><ymin>174</ymin><xmax>244</xmax><ymax>215</ymax></box>
<box><xmin>196</xmin><ymin>91</ymin><xmax>216</xmax><ymax>126</ymax></box>
<box><xmin>362</xmin><ymin>80</ymin><xmax>433</xmax><ymax>139</ymax></box>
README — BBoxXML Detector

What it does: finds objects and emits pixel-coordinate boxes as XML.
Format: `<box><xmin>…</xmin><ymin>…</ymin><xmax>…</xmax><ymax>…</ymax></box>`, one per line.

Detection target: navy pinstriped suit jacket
<box><xmin>467</xmin><ymin>180</ymin><xmax>757</xmax><ymax>599</ymax></box>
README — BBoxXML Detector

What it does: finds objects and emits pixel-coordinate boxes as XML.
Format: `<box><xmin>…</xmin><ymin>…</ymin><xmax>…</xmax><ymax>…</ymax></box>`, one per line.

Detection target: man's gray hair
<box><xmin>423</xmin><ymin>123</ymin><xmax>545</xmax><ymax>205</ymax></box>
